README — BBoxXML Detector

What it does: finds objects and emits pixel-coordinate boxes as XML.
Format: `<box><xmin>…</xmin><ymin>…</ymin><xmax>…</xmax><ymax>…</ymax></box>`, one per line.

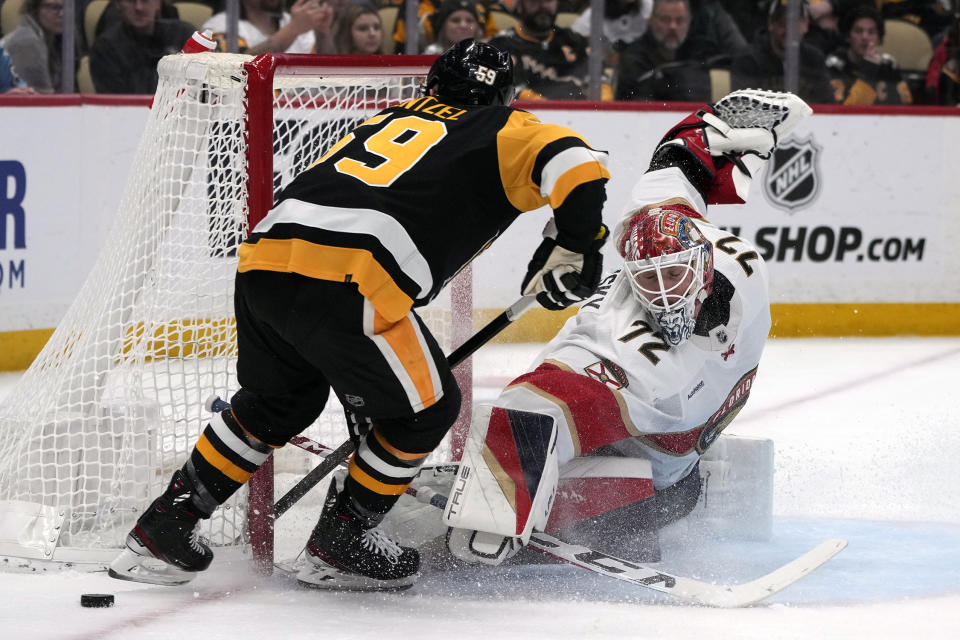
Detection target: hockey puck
<box><xmin>80</xmin><ymin>593</ymin><xmax>115</xmax><ymax>608</ymax></box>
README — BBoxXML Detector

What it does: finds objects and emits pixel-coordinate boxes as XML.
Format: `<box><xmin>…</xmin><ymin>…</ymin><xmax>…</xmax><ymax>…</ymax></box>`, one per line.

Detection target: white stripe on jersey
<box><xmin>539</xmin><ymin>146</ymin><xmax>610</xmax><ymax>198</ymax></box>
<box><xmin>613</xmin><ymin>167</ymin><xmax>708</xmax><ymax>250</ymax></box>
<box><xmin>362</xmin><ymin>299</ymin><xmax>445</xmax><ymax>412</ymax></box>
<box><xmin>626</xmin><ymin>167</ymin><xmax>707</xmax><ymax>215</ymax></box>
<box><xmin>252</xmin><ymin>199</ymin><xmax>434</xmax><ymax>297</ymax></box>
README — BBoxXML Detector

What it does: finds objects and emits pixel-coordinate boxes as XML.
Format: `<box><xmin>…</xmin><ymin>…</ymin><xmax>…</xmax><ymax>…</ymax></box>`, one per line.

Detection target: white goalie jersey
<box><xmin>436</xmin><ymin>91</ymin><xmax>809</xmax><ymax>563</ymax></box>
<box><xmin>502</xmin><ymin>168</ymin><xmax>772</xmax><ymax>490</ymax></box>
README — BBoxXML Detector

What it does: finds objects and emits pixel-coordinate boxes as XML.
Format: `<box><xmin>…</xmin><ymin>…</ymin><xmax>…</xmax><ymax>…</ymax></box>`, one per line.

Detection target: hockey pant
<box><xmin>183</xmin><ymin>271</ymin><xmax>461</xmax><ymax>521</ymax></box>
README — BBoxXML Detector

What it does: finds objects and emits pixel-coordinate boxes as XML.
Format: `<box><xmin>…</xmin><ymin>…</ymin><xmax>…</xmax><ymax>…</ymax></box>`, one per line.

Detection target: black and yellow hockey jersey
<box><xmin>237</xmin><ymin>95</ymin><xmax>610</xmax><ymax>323</ymax></box>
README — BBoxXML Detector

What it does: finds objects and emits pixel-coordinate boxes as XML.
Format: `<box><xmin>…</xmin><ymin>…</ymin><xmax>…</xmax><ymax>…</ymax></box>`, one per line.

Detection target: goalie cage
<box><xmin>0</xmin><ymin>53</ymin><xmax>476</xmax><ymax>573</ymax></box>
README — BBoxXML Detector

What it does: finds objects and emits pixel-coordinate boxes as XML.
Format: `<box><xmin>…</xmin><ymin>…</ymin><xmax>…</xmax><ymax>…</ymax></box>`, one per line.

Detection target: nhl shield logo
<box><xmin>762</xmin><ymin>136</ymin><xmax>821</xmax><ymax>212</ymax></box>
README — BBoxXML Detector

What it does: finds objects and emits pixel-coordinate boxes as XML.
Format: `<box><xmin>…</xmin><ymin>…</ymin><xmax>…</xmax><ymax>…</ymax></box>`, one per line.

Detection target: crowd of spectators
<box><xmin>0</xmin><ymin>0</ymin><xmax>959</xmax><ymax>105</ymax></box>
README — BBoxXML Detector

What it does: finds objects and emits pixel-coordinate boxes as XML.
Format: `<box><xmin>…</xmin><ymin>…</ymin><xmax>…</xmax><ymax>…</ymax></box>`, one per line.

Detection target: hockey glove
<box><xmin>649</xmin><ymin>90</ymin><xmax>812</xmax><ymax>205</ymax></box>
<box><xmin>521</xmin><ymin>220</ymin><xmax>609</xmax><ymax>310</ymax></box>
<box><xmin>344</xmin><ymin>407</ymin><xmax>373</xmax><ymax>448</ymax></box>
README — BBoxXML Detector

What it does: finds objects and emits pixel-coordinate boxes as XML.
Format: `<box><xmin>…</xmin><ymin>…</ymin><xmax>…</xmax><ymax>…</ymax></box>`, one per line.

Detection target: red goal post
<box><xmin>0</xmin><ymin>53</ymin><xmax>473</xmax><ymax>572</ymax></box>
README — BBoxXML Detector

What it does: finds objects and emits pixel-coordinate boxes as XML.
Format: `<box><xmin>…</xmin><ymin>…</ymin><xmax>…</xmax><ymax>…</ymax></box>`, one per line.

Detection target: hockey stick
<box><xmin>207</xmin><ymin>294</ymin><xmax>539</xmax><ymax>518</ymax></box>
<box><xmin>526</xmin><ymin>534</ymin><xmax>847</xmax><ymax>608</ymax></box>
<box><xmin>271</xmin><ymin>294</ymin><xmax>539</xmax><ymax>517</ymax></box>
<box><xmin>268</xmin><ymin>450</ymin><xmax>847</xmax><ymax>606</ymax></box>
<box><xmin>443</xmin><ymin>294</ymin><xmax>539</xmax><ymax>368</ymax></box>
<box><xmin>409</xmin><ymin>486</ymin><xmax>848</xmax><ymax>608</ymax></box>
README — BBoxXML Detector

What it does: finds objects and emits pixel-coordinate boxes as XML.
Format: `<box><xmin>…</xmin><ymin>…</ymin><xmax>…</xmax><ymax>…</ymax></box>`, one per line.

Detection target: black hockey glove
<box><xmin>344</xmin><ymin>407</ymin><xmax>373</xmax><ymax>448</ymax></box>
<box><xmin>521</xmin><ymin>221</ymin><xmax>609</xmax><ymax>311</ymax></box>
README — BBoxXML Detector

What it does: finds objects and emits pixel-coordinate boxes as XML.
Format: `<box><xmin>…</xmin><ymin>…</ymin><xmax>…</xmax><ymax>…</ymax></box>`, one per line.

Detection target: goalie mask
<box><xmin>621</xmin><ymin>207</ymin><xmax>714</xmax><ymax>346</ymax></box>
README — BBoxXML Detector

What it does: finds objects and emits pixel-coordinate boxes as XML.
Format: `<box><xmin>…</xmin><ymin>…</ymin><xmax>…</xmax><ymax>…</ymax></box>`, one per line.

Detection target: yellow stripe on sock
<box><xmin>348</xmin><ymin>460</ymin><xmax>410</xmax><ymax>496</ymax></box>
<box><xmin>195</xmin><ymin>434</ymin><xmax>254</xmax><ymax>484</ymax></box>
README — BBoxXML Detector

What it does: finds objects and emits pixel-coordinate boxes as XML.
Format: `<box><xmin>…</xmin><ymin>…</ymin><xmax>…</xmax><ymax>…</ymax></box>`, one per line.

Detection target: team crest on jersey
<box><xmin>584</xmin><ymin>358</ymin><xmax>629</xmax><ymax>390</ymax></box>
<box><xmin>762</xmin><ymin>136</ymin><xmax>821</xmax><ymax>212</ymax></box>
<box><xmin>695</xmin><ymin>368</ymin><xmax>757</xmax><ymax>453</ymax></box>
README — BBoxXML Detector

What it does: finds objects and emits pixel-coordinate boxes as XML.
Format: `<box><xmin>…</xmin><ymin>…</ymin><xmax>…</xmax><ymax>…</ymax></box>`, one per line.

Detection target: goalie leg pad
<box><xmin>442</xmin><ymin>404</ymin><xmax>559</xmax><ymax>543</ymax></box>
<box><xmin>544</xmin><ymin>457</ymin><xmax>661</xmax><ymax>562</ymax></box>
<box><xmin>684</xmin><ymin>435</ymin><xmax>774</xmax><ymax>541</ymax></box>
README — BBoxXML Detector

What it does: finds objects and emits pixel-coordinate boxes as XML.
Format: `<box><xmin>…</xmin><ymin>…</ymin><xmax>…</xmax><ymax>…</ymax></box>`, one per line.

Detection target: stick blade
<box><xmin>527</xmin><ymin>533</ymin><xmax>847</xmax><ymax>608</ymax></box>
<box><xmin>689</xmin><ymin>538</ymin><xmax>848</xmax><ymax>608</ymax></box>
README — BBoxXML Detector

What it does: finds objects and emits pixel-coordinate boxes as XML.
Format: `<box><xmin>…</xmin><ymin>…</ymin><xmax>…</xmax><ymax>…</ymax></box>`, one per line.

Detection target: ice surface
<box><xmin>1</xmin><ymin>338</ymin><xmax>959</xmax><ymax>639</ymax></box>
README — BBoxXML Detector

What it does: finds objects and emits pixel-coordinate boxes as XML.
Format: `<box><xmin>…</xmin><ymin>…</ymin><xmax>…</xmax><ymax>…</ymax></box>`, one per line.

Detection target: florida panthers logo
<box><xmin>583</xmin><ymin>358</ymin><xmax>629</xmax><ymax>390</ymax></box>
<box><xmin>762</xmin><ymin>136</ymin><xmax>821</xmax><ymax>212</ymax></box>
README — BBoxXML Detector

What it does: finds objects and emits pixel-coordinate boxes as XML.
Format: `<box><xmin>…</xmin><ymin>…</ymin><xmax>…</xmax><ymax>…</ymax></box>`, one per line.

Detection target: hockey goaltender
<box><xmin>391</xmin><ymin>89</ymin><xmax>816</xmax><ymax>578</ymax></box>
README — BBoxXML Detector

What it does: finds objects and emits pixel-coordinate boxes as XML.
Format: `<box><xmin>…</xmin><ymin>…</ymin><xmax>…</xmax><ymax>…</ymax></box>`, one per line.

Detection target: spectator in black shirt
<box><xmin>731</xmin><ymin>0</ymin><xmax>835</xmax><ymax>104</ymax></box>
<box><xmin>488</xmin><ymin>0</ymin><xmax>613</xmax><ymax>100</ymax></box>
<box><xmin>616</xmin><ymin>0</ymin><xmax>711</xmax><ymax>101</ymax></box>
<box><xmin>90</xmin><ymin>0</ymin><xmax>196</xmax><ymax>94</ymax></box>
<box><xmin>688</xmin><ymin>0</ymin><xmax>749</xmax><ymax>59</ymax></box>
<box><xmin>826</xmin><ymin>5</ymin><xmax>912</xmax><ymax>104</ymax></box>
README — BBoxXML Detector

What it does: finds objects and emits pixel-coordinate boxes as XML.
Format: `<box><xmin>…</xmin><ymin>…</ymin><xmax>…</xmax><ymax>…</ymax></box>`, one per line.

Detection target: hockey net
<box><xmin>0</xmin><ymin>53</ymin><xmax>473</xmax><ymax>568</ymax></box>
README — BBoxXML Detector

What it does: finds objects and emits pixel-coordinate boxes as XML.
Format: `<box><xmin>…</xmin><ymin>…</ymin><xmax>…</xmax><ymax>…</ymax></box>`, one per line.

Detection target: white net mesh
<box><xmin>712</xmin><ymin>89</ymin><xmax>792</xmax><ymax>130</ymax></box>
<box><xmin>0</xmin><ymin>53</ymin><xmax>463</xmax><ymax>565</ymax></box>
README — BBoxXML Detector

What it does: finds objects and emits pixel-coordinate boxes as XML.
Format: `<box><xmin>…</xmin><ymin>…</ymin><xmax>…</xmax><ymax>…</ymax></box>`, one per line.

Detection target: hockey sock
<box><xmin>184</xmin><ymin>410</ymin><xmax>277</xmax><ymax>515</ymax></box>
<box><xmin>343</xmin><ymin>427</ymin><xmax>429</xmax><ymax>524</ymax></box>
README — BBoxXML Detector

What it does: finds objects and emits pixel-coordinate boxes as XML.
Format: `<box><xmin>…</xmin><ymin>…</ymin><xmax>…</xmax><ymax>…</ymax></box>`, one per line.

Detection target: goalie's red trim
<box><xmin>507</xmin><ymin>363</ymin><xmax>634</xmax><ymax>456</ymax></box>
<box><xmin>545</xmin><ymin>476</ymin><xmax>654</xmax><ymax>532</ymax></box>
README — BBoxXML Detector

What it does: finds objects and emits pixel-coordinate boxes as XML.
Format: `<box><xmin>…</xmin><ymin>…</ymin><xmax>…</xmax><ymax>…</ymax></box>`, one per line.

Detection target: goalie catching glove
<box><xmin>522</xmin><ymin>220</ymin><xmax>609</xmax><ymax>310</ymax></box>
<box><xmin>648</xmin><ymin>89</ymin><xmax>812</xmax><ymax>205</ymax></box>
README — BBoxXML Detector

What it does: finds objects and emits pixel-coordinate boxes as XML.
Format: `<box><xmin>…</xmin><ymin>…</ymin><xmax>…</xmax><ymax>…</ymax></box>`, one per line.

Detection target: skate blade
<box><xmin>296</xmin><ymin>558</ymin><xmax>418</xmax><ymax>592</ymax></box>
<box><xmin>107</xmin><ymin>547</ymin><xmax>197</xmax><ymax>586</ymax></box>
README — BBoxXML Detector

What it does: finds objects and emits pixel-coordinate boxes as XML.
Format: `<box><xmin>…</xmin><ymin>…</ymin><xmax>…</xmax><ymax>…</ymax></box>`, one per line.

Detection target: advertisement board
<box><xmin>1</xmin><ymin>99</ymin><xmax>958</xmax><ymax>369</ymax></box>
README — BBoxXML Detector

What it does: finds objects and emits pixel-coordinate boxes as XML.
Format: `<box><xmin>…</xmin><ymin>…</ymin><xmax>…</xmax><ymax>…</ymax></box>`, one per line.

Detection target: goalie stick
<box><xmin>206</xmin><ymin>294</ymin><xmax>539</xmax><ymax>518</ymax></box>
<box><xmin>410</xmin><ymin>486</ymin><xmax>848</xmax><ymax>608</ymax></box>
<box><xmin>233</xmin><ymin>433</ymin><xmax>847</xmax><ymax>607</ymax></box>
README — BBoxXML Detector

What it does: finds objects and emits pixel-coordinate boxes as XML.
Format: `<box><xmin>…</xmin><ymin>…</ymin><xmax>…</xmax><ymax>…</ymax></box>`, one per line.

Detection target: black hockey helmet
<box><xmin>425</xmin><ymin>40</ymin><xmax>516</xmax><ymax>106</ymax></box>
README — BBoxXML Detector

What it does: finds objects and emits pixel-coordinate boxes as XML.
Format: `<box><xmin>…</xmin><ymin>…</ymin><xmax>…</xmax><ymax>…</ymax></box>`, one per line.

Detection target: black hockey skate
<box><xmin>297</xmin><ymin>476</ymin><xmax>420</xmax><ymax>591</ymax></box>
<box><xmin>108</xmin><ymin>470</ymin><xmax>213</xmax><ymax>586</ymax></box>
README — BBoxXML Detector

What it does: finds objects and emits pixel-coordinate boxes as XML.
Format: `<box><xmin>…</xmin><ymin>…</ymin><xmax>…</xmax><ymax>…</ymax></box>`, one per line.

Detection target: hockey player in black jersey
<box><xmin>108</xmin><ymin>40</ymin><xmax>611</xmax><ymax>591</ymax></box>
